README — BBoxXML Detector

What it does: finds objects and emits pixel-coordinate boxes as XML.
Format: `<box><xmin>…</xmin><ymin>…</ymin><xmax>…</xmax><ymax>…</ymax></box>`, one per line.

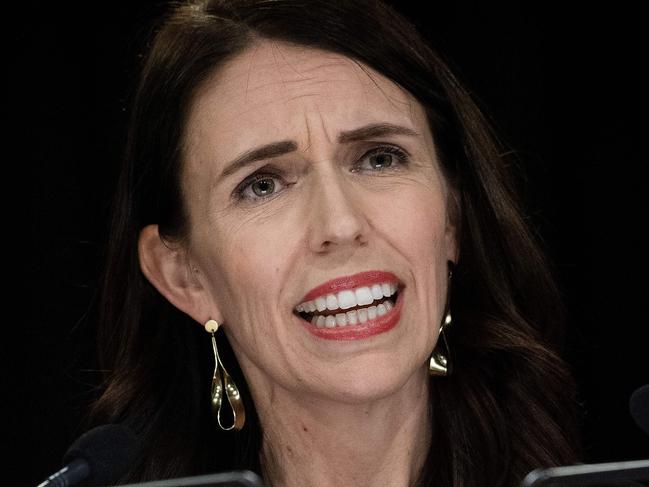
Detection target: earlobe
<box><xmin>445</xmin><ymin>229</ymin><xmax>459</xmax><ymax>265</ymax></box>
<box><xmin>138</xmin><ymin>224</ymin><xmax>217</xmax><ymax>325</ymax></box>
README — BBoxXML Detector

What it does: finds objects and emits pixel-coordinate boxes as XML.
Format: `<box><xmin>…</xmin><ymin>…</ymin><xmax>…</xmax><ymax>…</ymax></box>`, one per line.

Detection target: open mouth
<box><xmin>294</xmin><ymin>286</ymin><xmax>401</xmax><ymax>329</ymax></box>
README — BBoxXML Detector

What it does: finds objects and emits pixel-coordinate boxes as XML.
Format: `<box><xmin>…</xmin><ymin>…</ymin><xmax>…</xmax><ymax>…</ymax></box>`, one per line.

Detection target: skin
<box><xmin>139</xmin><ymin>40</ymin><xmax>458</xmax><ymax>487</ymax></box>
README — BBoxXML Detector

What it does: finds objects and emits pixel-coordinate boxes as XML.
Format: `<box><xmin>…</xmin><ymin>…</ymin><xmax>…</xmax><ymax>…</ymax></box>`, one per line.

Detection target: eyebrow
<box><xmin>218</xmin><ymin>122</ymin><xmax>420</xmax><ymax>180</ymax></box>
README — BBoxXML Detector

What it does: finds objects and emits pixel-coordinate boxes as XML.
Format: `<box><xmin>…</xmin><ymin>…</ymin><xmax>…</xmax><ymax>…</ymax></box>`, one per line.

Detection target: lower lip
<box><xmin>299</xmin><ymin>290</ymin><xmax>404</xmax><ymax>341</ymax></box>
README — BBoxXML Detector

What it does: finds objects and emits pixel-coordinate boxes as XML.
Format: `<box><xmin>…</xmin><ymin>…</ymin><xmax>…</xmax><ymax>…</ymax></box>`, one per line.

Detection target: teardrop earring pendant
<box><xmin>204</xmin><ymin>319</ymin><xmax>245</xmax><ymax>431</ymax></box>
<box><xmin>429</xmin><ymin>262</ymin><xmax>454</xmax><ymax>376</ymax></box>
<box><xmin>429</xmin><ymin>309</ymin><xmax>452</xmax><ymax>376</ymax></box>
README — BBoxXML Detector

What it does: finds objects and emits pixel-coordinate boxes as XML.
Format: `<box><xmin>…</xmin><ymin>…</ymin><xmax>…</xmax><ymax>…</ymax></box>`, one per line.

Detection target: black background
<box><xmin>10</xmin><ymin>1</ymin><xmax>648</xmax><ymax>485</ymax></box>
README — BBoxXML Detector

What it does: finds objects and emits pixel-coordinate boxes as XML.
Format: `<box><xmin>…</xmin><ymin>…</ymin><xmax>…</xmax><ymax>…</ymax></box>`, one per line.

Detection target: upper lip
<box><xmin>299</xmin><ymin>270</ymin><xmax>401</xmax><ymax>303</ymax></box>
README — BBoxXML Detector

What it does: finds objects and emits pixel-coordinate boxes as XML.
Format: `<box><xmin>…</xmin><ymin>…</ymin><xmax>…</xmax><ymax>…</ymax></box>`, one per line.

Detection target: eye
<box><xmin>250</xmin><ymin>177</ymin><xmax>275</xmax><ymax>197</ymax></box>
<box><xmin>352</xmin><ymin>145</ymin><xmax>409</xmax><ymax>173</ymax></box>
<box><xmin>233</xmin><ymin>172</ymin><xmax>288</xmax><ymax>202</ymax></box>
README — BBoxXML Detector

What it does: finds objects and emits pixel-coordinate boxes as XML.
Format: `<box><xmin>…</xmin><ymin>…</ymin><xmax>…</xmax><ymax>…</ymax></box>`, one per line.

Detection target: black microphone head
<box><xmin>63</xmin><ymin>424</ymin><xmax>139</xmax><ymax>486</ymax></box>
<box><xmin>629</xmin><ymin>384</ymin><xmax>649</xmax><ymax>436</ymax></box>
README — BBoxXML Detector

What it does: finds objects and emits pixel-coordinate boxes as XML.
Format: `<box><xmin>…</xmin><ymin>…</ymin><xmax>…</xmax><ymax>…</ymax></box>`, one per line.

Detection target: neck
<box><xmin>250</xmin><ymin>368</ymin><xmax>431</xmax><ymax>487</ymax></box>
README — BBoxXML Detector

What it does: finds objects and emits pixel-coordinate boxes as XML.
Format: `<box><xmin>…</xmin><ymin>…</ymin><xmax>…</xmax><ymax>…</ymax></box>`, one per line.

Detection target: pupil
<box><xmin>253</xmin><ymin>179</ymin><xmax>274</xmax><ymax>196</ymax></box>
<box><xmin>371</xmin><ymin>154</ymin><xmax>392</xmax><ymax>169</ymax></box>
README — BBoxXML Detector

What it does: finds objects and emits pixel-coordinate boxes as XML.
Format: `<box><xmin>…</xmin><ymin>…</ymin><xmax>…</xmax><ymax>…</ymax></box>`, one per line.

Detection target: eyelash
<box><xmin>232</xmin><ymin>145</ymin><xmax>410</xmax><ymax>203</ymax></box>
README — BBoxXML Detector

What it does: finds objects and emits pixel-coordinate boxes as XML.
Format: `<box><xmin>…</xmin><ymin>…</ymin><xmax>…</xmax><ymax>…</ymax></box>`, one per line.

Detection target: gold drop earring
<box><xmin>428</xmin><ymin>308</ymin><xmax>452</xmax><ymax>376</ymax></box>
<box><xmin>429</xmin><ymin>263</ymin><xmax>454</xmax><ymax>376</ymax></box>
<box><xmin>204</xmin><ymin>319</ymin><xmax>245</xmax><ymax>431</ymax></box>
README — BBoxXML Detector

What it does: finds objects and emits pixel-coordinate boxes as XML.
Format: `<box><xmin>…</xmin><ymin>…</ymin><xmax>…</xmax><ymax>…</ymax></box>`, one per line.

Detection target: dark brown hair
<box><xmin>90</xmin><ymin>1</ymin><xmax>581</xmax><ymax>485</ymax></box>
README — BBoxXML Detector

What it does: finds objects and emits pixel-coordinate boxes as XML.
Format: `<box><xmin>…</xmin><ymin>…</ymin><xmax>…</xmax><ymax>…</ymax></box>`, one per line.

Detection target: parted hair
<box><xmin>89</xmin><ymin>1</ymin><xmax>581</xmax><ymax>485</ymax></box>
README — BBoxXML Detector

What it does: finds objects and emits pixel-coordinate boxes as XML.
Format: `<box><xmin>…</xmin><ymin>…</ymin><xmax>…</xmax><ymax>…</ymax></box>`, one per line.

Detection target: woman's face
<box><xmin>181</xmin><ymin>40</ymin><xmax>457</xmax><ymax>403</ymax></box>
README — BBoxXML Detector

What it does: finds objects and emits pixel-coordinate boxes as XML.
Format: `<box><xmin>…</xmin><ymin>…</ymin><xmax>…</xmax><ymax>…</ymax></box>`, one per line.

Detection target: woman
<box><xmin>90</xmin><ymin>0</ymin><xmax>581</xmax><ymax>485</ymax></box>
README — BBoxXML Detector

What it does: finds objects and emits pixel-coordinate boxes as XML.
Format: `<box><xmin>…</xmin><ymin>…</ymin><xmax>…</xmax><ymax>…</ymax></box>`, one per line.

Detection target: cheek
<box><xmin>379</xmin><ymin>182</ymin><xmax>448</xmax><ymax>261</ymax></box>
<box><xmin>378</xmin><ymin>182</ymin><xmax>450</xmax><ymax>326</ymax></box>
<box><xmin>206</xmin><ymin>214</ymin><xmax>293</xmax><ymax>314</ymax></box>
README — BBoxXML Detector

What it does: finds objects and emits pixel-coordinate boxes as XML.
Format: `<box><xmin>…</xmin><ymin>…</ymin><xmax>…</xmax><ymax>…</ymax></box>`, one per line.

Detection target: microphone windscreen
<box><xmin>629</xmin><ymin>384</ymin><xmax>649</xmax><ymax>436</ymax></box>
<box><xmin>63</xmin><ymin>424</ymin><xmax>139</xmax><ymax>486</ymax></box>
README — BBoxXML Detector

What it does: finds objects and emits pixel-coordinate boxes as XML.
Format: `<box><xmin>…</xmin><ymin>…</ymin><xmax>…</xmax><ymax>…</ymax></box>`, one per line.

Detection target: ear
<box><xmin>444</xmin><ymin>188</ymin><xmax>461</xmax><ymax>264</ymax></box>
<box><xmin>138</xmin><ymin>224</ymin><xmax>221</xmax><ymax>326</ymax></box>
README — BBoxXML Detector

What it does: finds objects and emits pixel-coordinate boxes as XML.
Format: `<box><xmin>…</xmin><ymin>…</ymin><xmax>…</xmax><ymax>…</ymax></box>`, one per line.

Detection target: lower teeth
<box><xmin>308</xmin><ymin>298</ymin><xmax>394</xmax><ymax>328</ymax></box>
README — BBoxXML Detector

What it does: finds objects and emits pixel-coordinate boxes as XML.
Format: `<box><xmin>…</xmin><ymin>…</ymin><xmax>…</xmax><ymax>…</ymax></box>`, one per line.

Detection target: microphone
<box><xmin>630</xmin><ymin>384</ymin><xmax>649</xmax><ymax>436</ymax></box>
<box><xmin>37</xmin><ymin>424</ymin><xmax>138</xmax><ymax>487</ymax></box>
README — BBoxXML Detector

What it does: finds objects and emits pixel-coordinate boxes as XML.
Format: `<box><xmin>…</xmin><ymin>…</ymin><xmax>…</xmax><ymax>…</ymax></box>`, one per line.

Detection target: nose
<box><xmin>307</xmin><ymin>169</ymin><xmax>370</xmax><ymax>253</ymax></box>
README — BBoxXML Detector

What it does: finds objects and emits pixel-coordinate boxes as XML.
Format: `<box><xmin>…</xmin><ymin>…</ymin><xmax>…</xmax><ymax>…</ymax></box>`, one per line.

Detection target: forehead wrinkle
<box><xmin>353</xmin><ymin>61</ymin><xmax>412</xmax><ymax>113</ymax></box>
<box><xmin>285</xmin><ymin>93</ymin><xmax>321</xmax><ymax>103</ymax></box>
<box><xmin>293</xmin><ymin>60</ymin><xmax>363</xmax><ymax>78</ymax></box>
<box><xmin>240</xmin><ymin>78</ymin><xmax>309</xmax><ymax>96</ymax></box>
<box><xmin>303</xmin><ymin>107</ymin><xmax>314</xmax><ymax>151</ymax></box>
<box><xmin>221</xmin><ymin>43</ymin><xmax>393</xmax><ymax>103</ymax></box>
<box><xmin>222</xmin><ymin>75</ymin><xmax>380</xmax><ymax>127</ymax></box>
<box><xmin>272</xmin><ymin>41</ymin><xmax>358</xmax><ymax>78</ymax></box>
<box><xmin>272</xmin><ymin>40</ymin><xmax>309</xmax><ymax>81</ymax></box>
<box><xmin>312</xmin><ymin>99</ymin><xmax>334</xmax><ymax>146</ymax></box>
<box><xmin>347</xmin><ymin>58</ymin><xmax>380</xmax><ymax>91</ymax></box>
<box><xmin>269</xmin><ymin>42</ymin><xmax>374</xmax><ymax>90</ymax></box>
<box><xmin>242</xmin><ymin>76</ymin><xmax>355</xmax><ymax>98</ymax></box>
<box><xmin>208</xmin><ymin>101</ymin><xmax>279</xmax><ymax>133</ymax></box>
<box><xmin>293</xmin><ymin>100</ymin><xmax>333</xmax><ymax>157</ymax></box>
<box><xmin>264</xmin><ymin>41</ymin><xmax>290</xmax><ymax>94</ymax></box>
<box><xmin>243</xmin><ymin>42</ymin><xmax>261</xmax><ymax>105</ymax></box>
<box><xmin>343</xmin><ymin>58</ymin><xmax>412</xmax><ymax>112</ymax></box>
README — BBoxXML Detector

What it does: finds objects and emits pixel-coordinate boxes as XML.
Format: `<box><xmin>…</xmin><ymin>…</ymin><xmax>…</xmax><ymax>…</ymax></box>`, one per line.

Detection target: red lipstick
<box><xmin>301</xmin><ymin>270</ymin><xmax>399</xmax><ymax>302</ymax></box>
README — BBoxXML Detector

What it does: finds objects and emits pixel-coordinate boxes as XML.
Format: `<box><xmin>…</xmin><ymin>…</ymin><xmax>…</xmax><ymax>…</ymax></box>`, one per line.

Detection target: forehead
<box><xmin>184</xmin><ymin>40</ymin><xmax>427</xmax><ymax>169</ymax></box>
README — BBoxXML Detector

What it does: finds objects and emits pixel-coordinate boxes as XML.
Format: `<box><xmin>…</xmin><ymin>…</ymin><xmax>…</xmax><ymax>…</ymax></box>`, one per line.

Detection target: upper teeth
<box><xmin>295</xmin><ymin>282</ymin><xmax>398</xmax><ymax>314</ymax></box>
